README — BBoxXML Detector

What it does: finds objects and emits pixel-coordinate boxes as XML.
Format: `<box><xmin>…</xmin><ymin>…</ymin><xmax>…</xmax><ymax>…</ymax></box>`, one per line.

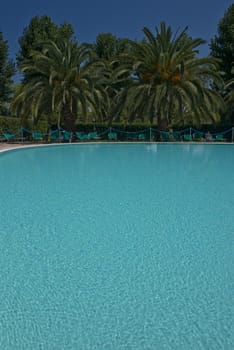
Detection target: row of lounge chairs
<box><xmin>0</xmin><ymin>130</ymin><xmax>102</xmax><ymax>143</ymax></box>
<box><xmin>31</xmin><ymin>131</ymin><xmax>103</xmax><ymax>142</ymax></box>
<box><xmin>0</xmin><ymin>129</ymin><xmax>229</xmax><ymax>143</ymax></box>
<box><xmin>0</xmin><ymin>132</ymin><xmax>25</xmax><ymax>142</ymax></box>
<box><xmin>0</xmin><ymin>130</ymin><xmax>142</xmax><ymax>143</ymax></box>
<box><xmin>160</xmin><ymin>131</ymin><xmax>227</xmax><ymax>142</ymax></box>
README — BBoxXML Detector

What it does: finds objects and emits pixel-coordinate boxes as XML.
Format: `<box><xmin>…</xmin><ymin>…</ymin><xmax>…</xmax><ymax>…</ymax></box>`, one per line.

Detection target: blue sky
<box><xmin>1</xmin><ymin>0</ymin><xmax>233</xmax><ymax>61</ymax></box>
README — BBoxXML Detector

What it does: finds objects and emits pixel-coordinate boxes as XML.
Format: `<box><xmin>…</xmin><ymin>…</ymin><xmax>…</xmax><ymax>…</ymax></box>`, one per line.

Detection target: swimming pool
<box><xmin>0</xmin><ymin>143</ymin><xmax>233</xmax><ymax>349</ymax></box>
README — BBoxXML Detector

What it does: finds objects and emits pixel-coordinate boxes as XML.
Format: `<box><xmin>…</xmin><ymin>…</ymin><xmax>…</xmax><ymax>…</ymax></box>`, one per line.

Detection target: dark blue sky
<box><xmin>1</xmin><ymin>0</ymin><xmax>233</xmax><ymax>60</ymax></box>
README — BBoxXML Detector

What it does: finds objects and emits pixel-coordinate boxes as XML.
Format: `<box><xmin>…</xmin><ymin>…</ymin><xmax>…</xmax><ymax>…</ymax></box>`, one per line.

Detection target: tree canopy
<box><xmin>17</xmin><ymin>15</ymin><xmax>74</xmax><ymax>67</ymax></box>
<box><xmin>86</xmin><ymin>33</ymin><xmax>133</xmax><ymax>124</ymax></box>
<box><xmin>118</xmin><ymin>23</ymin><xmax>223</xmax><ymax>128</ymax></box>
<box><xmin>13</xmin><ymin>38</ymin><xmax>106</xmax><ymax>131</ymax></box>
<box><xmin>3</xmin><ymin>6</ymin><xmax>233</xmax><ymax>130</ymax></box>
<box><xmin>0</xmin><ymin>32</ymin><xmax>15</xmax><ymax>115</ymax></box>
<box><xmin>210</xmin><ymin>4</ymin><xmax>234</xmax><ymax>82</ymax></box>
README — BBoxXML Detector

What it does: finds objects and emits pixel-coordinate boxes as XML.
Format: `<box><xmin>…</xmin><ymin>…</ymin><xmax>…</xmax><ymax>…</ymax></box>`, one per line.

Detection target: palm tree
<box><xmin>86</xmin><ymin>33</ymin><xmax>133</xmax><ymax>125</ymax></box>
<box><xmin>223</xmin><ymin>66</ymin><xmax>234</xmax><ymax>123</ymax></box>
<box><xmin>13</xmin><ymin>39</ymin><xmax>105</xmax><ymax>131</ymax></box>
<box><xmin>120</xmin><ymin>22</ymin><xmax>224</xmax><ymax>129</ymax></box>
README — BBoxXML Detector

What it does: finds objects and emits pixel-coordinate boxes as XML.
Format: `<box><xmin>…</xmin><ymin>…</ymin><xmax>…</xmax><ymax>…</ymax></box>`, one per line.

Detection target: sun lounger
<box><xmin>75</xmin><ymin>132</ymin><xmax>89</xmax><ymax>141</ymax></box>
<box><xmin>160</xmin><ymin>132</ymin><xmax>169</xmax><ymax>142</ymax></box>
<box><xmin>32</xmin><ymin>132</ymin><xmax>44</xmax><ymax>141</ymax></box>
<box><xmin>183</xmin><ymin>134</ymin><xmax>192</xmax><ymax>141</ymax></box>
<box><xmin>108</xmin><ymin>132</ymin><xmax>118</xmax><ymax>140</ymax></box>
<box><xmin>215</xmin><ymin>133</ymin><xmax>226</xmax><ymax>142</ymax></box>
<box><xmin>193</xmin><ymin>132</ymin><xmax>204</xmax><ymax>141</ymax></box>
<box><xmin>138</xmin><ymin>133</ymin><xmax>146</xmax><ymax>141</ymax></box>
<box><xmin>62</xmin><ymin>131</ymin><xmax>72</xmax><ymax>142</ymax></box>
<box><xmin>87</xmin><ymin>132</ymin><xmax>100</xmax><ymax>140</ymax></box>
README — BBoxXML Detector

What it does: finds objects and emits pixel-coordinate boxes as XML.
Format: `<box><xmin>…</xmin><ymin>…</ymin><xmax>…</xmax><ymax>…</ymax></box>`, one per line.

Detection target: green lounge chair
<box><xmin>75</xmin><ymin>132</ymin><xmax>89</xmax><ymax>141</ymax></box>
<box><xmin>1</xmin><ymin>130</ymin><xmax>26</xmax><ymax>143</ymax></box>
<box><xmin>3</xmin><ymin>132</ymin><xmax>16</xmax><ymax>142</ymax></box>
<box><xmin>183</xmin><ymin>134</ymin><xmax>192</xmax><ymax>141</ymax></box>
<box><xmin>88</xmin><ymin>132</ymin><xmax>100</xmax><ymax>140</ymax></box>
<box><xmin>62</xmin><ymin>131</ymin><xmax>72</xmax><ymax>142</ymax></box>
<box><xmin>108</xmin><ymin>132</ymin><xmax>117</xmax><ymax>140</ymax></box>
<box><xmin>172</xmin><ymin>132</ymin><xmax>181</xmax><ymax>141</ymax></box>
<box><xmin>32</xmin><ymin>132</ymin><xmax>43</xmax><ymax>141</ymax></box>
<box><xmin>138</xmin><ymin>133</ymin><xmax>146</xmax><ymax>141</ymax></box>
<box><xmin>160</xmin><ymin>132</ymin><xmax>169</xmax><ymax>142</ymax></box>
<box><xmin>215</xmin><ymin>133</ymin><xmax>226</xmax><ymax>142</ymax></box>
<box><xmin>127</xmin><ymin>133</ymin><xmax>138</xmax><ymax>140</ymax></box>
<box><xmin>193</xmin><ymin>132</ymin><xmax>204</xmax><ymax>141</ymax></box>
<box><xmin>50</xmin><ymin>131</ymin><xmax>59</xmax><ymax>142</ymax></box>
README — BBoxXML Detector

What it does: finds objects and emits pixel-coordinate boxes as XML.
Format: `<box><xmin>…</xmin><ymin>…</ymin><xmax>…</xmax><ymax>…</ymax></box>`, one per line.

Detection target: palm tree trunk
<box><xmin>157</xmin><ymin>114</ymin><xmax>168</xmax><ymax>130</ymax></box>
<box><xmin>62</xmin><ymin>104</ymin><xmax>77</xmax><ymax>131</ymax></box>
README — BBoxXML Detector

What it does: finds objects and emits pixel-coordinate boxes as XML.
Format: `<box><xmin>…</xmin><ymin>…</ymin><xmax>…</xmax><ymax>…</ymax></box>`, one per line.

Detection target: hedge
<box><xmin>0</xmin><ymin>116</ymin><xmax>233</xmax><ymax>135</ymax></box>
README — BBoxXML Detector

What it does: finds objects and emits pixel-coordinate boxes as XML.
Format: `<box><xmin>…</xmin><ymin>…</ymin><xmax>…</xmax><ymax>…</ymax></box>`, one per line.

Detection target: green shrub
<box><xmin>0</xmin><ymin>116</ymin><xmax>48</xmax><ymax>133</ymax></box>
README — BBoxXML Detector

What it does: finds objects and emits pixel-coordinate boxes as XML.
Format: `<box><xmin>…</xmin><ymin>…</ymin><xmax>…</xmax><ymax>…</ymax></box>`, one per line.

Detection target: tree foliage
<box><xmin>17</xmin><ymin>15</ymin><xmax>74</xmax><ymax>67</ymax></box>
<box><xmin>89</xmin><ymin>33</ymin><xmax>131</xmax><ymax>61</ymax></box>
<box><xmin>10</xmin><ymin>15</ymin><xmax>231</xmax><ymax>129</ymax></box>
<box><xmin>210</xmin><ymin>4</ymin><xmax>234</xmax><ymax>82</ymax></box>
<box><xmin>13</xmin><ymin>39</ymin><xmax>106</xmax><ymax>131</ymax></box>
<box><xmin>210</xmin><ymin>4</ymin><xmax>234</xmax><ymax>122</ymax></box>
<box><xmin>223</xmin><ymin>66</ymin><xmax>234</xmax><ymax>122</ymax></box>
<box><xmin>118</xmin><ymin>22</ymin><xmax>223</xmax><ymax>128</ymax></box>
<box><xmin>0</xmin><ymin>32</ymin><xmax>15</xmax><ymax>115</ymax></box>
<box><xmin>85</xmin><ymin>33</ymin><xmax>133</xmax><ymax>123</ymax></box>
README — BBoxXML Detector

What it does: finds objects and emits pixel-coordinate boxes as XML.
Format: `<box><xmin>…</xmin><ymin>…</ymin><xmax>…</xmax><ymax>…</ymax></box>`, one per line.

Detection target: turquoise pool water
<box><xmin>0</xmin><ymin>143</ymin><xmax>233</xmax><ymax>349</ymax></box>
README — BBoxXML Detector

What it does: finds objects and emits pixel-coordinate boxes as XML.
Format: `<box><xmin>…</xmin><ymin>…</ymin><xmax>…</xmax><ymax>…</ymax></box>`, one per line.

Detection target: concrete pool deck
<box><xmin>0</xmin><ymin>142</ymin><xmax>43</xmax><ymax>152</ymax></box>
<box><xmin>0</xmin><ymin>143</ymin><xmax>29</xmax><ymax>151</ymax></box>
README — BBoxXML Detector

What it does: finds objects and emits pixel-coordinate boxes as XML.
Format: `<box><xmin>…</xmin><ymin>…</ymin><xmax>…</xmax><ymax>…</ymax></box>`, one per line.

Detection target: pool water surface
<box><xmin>0</xmin><ymin>143</ymin><xmax>233</xmax><ymax>349</ymax></box>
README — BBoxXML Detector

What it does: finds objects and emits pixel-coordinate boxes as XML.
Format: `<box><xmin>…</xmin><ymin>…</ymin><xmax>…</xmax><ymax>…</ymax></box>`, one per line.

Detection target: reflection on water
<box><xmin>192</xmin><ymin>145</ymin><xmax>207</xmax><ymax>156</ymax></box>
<box><xmin>146</xmin><ymin>144</ymin><xmax>158</xmax><ymax>153</ymax></box>
<box><xmin>181</xmin><ymin>144</ymin><xmax>210</xmax><ymax>157</ymax></box>
<box><xmin>146</xmin><ymin>143</ymin><xmax>211</xmax><ymax>159</ymax></box>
